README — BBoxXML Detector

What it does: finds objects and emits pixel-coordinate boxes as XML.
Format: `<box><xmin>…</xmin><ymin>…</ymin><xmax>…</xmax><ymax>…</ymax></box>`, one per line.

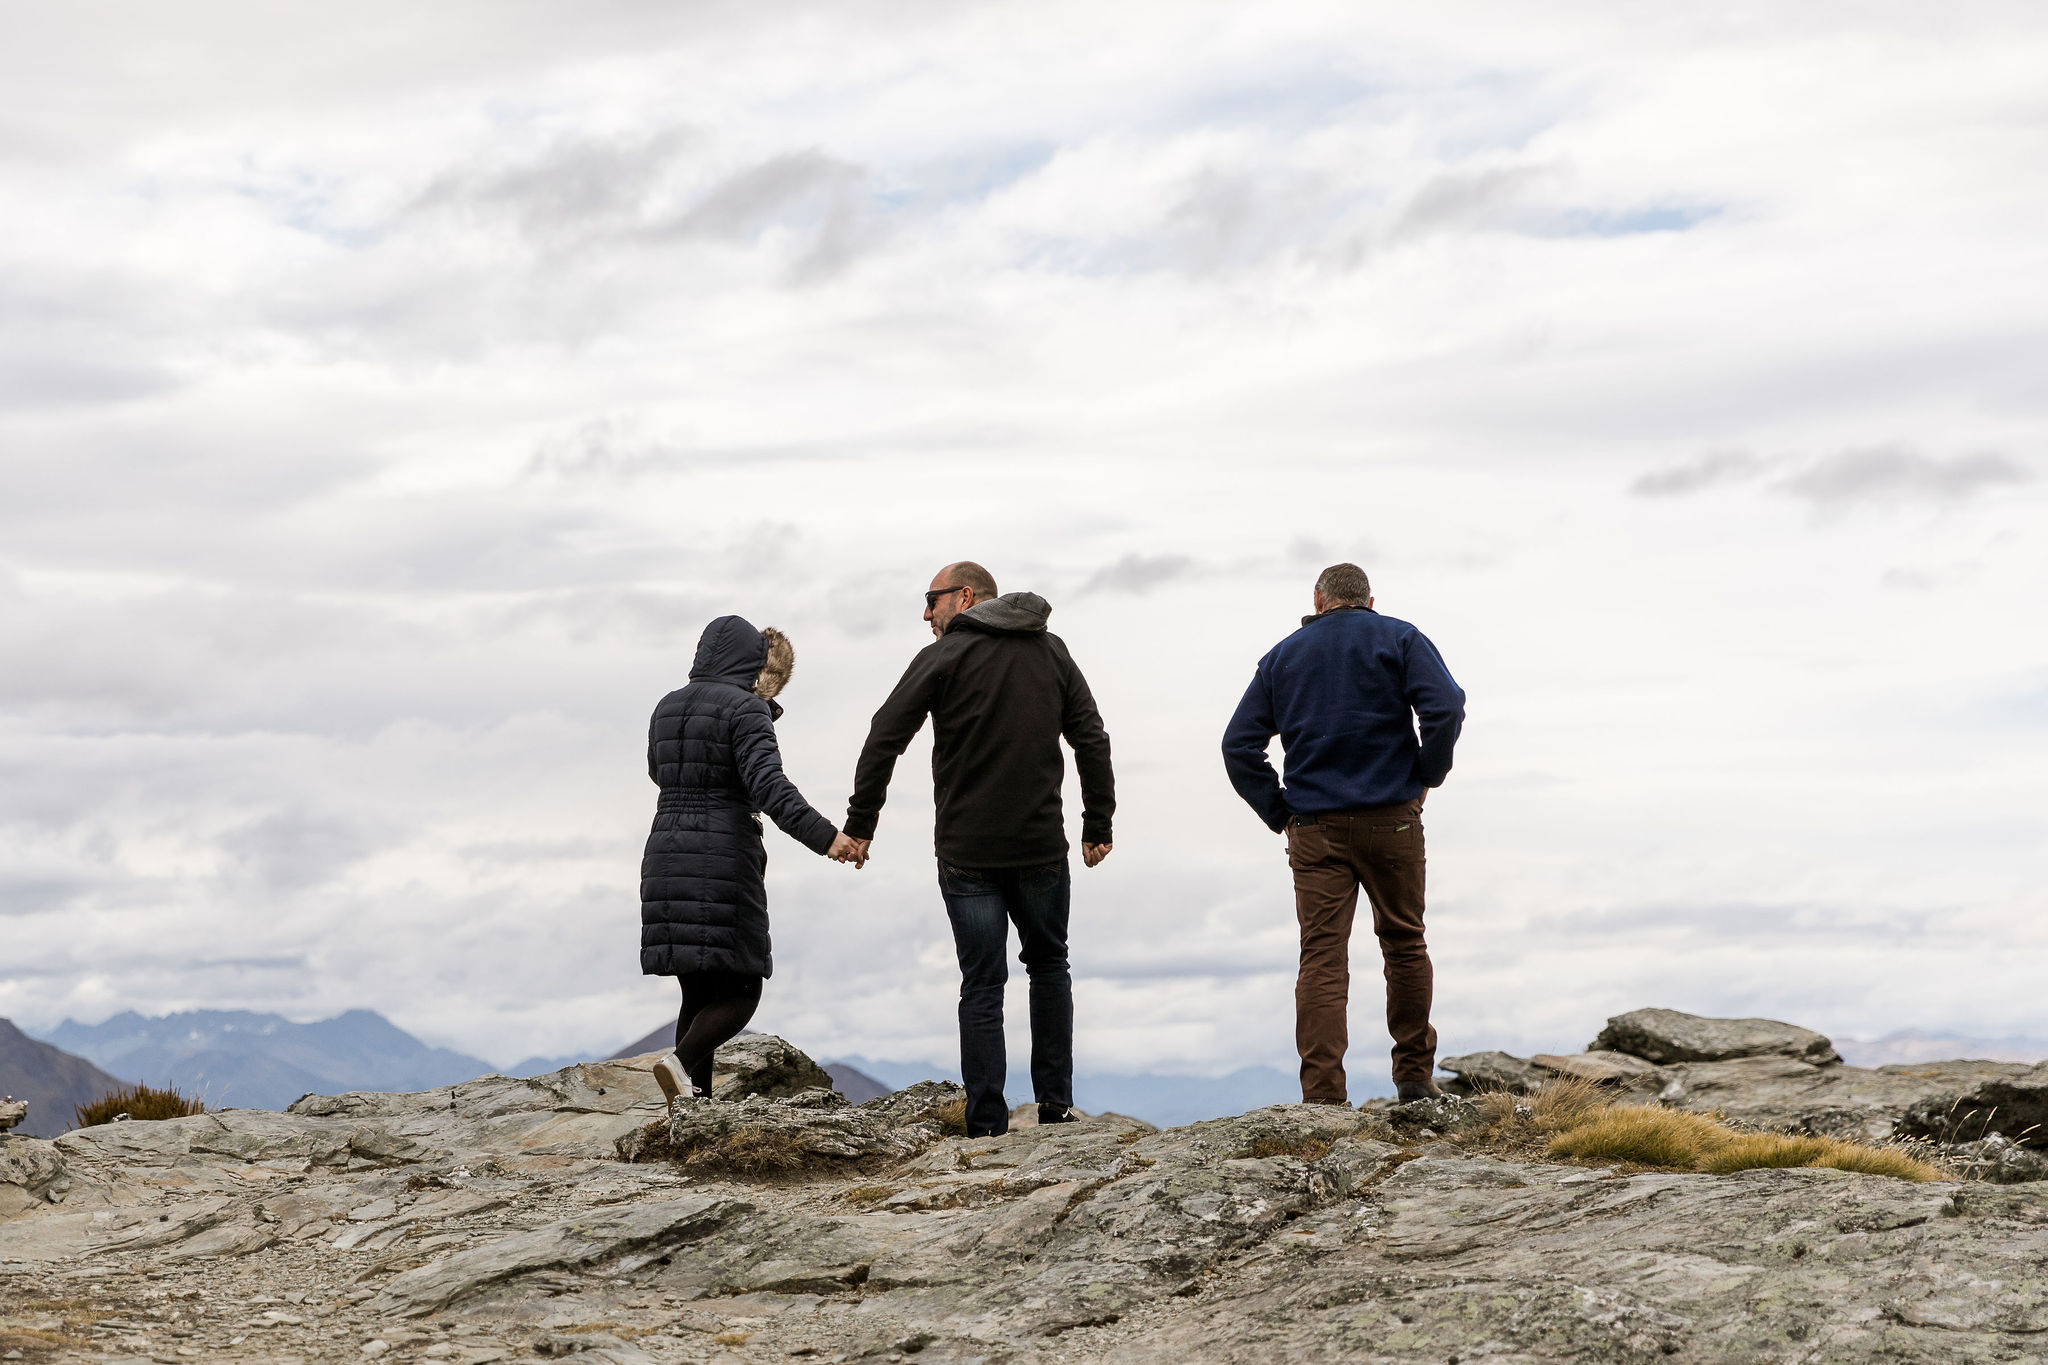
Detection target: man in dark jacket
<box><xmin>1221</xmin><ymin>564</ymin><xmax>1465</xmax><ymax>1105</ymax></box>
<box><xmin>843</xmin><ymin>561</ymin><xmax>1115</xmax><ymax>1137</ymax></box>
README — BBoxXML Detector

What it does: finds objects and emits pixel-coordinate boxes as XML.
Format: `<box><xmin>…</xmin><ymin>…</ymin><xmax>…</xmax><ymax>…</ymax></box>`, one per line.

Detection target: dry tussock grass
<box><xmin>74</xmin><ymin>1084</ymin><xmax>205</xmax><ymax>1128</ymax></box>
<box><xmin>1465</xmin><ymin>1078</ymin><xmax>1942</xmax><ymax>1182</ymax></box>
<box><xmin>838</xmin><ymin>1184</ymin><xmax>898</xmax><ymax>1207</ymax></box>
<box><xmin>678</xmin><ymin>1126</ymin><xmax>812</xmax><ymax>1176</ymax></box>
<box><xmin>1239</xmin><ymin>1134</ymin><xmax>1335</xmax><ymax>1161</ymax></box>
<box><xmin>917</xmin><ymin>1099</ymin><xmax>969</xmax><ymax>1136</ymax></box>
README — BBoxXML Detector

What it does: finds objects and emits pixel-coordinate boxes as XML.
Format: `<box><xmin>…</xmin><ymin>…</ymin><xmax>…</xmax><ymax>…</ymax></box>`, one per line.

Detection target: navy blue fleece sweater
<box><xmin>1221</xmin><ymin>607</ymin><xmax>1465</xmax><ymax>831</ymax></box>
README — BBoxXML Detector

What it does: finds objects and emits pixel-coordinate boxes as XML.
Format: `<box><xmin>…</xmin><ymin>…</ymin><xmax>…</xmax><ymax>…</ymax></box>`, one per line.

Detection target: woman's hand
<box><xmin>828</xmin><ymin>832</ymin><xmax>868</xmax><ymax>868</ymax></box>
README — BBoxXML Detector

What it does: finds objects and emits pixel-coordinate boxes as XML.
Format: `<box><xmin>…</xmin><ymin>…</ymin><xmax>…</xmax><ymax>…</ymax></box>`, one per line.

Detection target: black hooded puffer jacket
<box><xmin>640</xmin><ymin>615</ymin><xmax>838</xmax><ymax>978</ymax></box>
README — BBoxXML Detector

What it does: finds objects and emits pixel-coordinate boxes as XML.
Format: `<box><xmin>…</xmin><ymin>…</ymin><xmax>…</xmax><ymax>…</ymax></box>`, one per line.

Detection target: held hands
<box><xmin>828</xmin><ymin>832</ymin><xmax>870</xmax><ymax>869</ymax></box>
<box><xmin>833</xmin><ymin>834</ymin><xmax>1099</xmax><ymax>869</ymax></box>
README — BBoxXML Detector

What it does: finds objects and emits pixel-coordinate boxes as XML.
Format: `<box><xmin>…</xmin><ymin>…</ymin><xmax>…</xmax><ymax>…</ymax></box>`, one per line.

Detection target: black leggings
<box><xmin>674</xmin><ymin>971</ymin><xmax>763</xmax><ymax>1097</ymax></box>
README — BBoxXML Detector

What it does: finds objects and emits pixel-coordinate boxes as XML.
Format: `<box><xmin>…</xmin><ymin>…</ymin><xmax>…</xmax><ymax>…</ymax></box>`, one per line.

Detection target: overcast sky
<box><xmin>3</xmin><ymin>2</ymin><xmax>2044</xmax><ymax>1081</ymax></box>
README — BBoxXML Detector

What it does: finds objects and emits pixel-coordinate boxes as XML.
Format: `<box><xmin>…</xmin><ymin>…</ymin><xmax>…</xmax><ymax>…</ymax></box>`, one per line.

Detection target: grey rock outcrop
<box><xmin>0</xmin><ymin>1096</ymin><xmax>26</xmax><ymax>1132</ymax></box>
<box><xmin>1438</xmin><ymin>1050</ymin><xmax>1543</xmax><ymax>1094</ymax></box>
<box><xmin>1942</xmin><ymin>1133</ymin><xmax>2048</xmax><ymax>1184</ymax></box>
<box><xmin>705</xmin><ymin>1032</ymin><xmax>836</xmax><ymax>1100</ymax></box>
<box><xmin>1533</xmin><ymin>1048</ymin><xmax>1663</xmax><ymax>1083</ymax></box>
<box><xmin>617</xmin><ymin>1088</ymin><xmax>938</xmax><ymax>1167</ymax></box>
<box><xmin>0</xmin><ymin>1135</ymin><xmax>69</xmax><ymax>1218</ymax></box>
<box><xmin>858</xmin><ymin>1077</ymin><xmax>968</xmax><ymax>1127</ymax></box>
<box><xmin>6</xmin><ymin>1025</ymin><xmax>2048</xmax><ymax>1363</ymax></box>
<box><xmin>1593</xmin><ymin>1006</ymin><xmax>1843</xmax><ymax>1065</ymax></box>
<box><xmin>1912</xmin><ymin>1059</ymin><xmax>2048</xmax><ymax>1147</ymax></box>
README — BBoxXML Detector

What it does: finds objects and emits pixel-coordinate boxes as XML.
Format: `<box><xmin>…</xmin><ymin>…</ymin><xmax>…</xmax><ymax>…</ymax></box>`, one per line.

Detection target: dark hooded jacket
<box><xmin>640</xmin><ymin>615</ymin><xmax>837</xmax><ymax>978</ymax></box>
<box><xmin>845</xmin><ymin>592</ymin><xmax>1114</xmax><ymax>868</ymax></box>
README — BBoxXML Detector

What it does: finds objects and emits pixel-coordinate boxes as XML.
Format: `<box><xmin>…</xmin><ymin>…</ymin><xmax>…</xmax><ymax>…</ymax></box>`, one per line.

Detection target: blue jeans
<box><xmin>937</xmin><ymin>858</ymin><xmax>1073</xmax><ymax>1138</ymax></box>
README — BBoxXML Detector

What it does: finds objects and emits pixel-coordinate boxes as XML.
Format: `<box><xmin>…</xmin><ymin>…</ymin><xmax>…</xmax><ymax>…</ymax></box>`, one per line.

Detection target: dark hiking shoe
<box><xmin>1396</xmin><ymin>1079</ymin><xmax>1444</xmax><ymax>1102</ymax></box>
<box><xmin>1038</xmin><ymin>1104</ymin><xmax>1077</xmax><ymax>1125</ymax></box>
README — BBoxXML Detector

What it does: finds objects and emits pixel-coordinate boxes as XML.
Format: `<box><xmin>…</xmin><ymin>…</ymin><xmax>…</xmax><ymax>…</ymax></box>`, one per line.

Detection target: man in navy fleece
<box><xmin>1222</xmin><ymin>564</ymin><xmax>1465</xmax><ymax>1105</ymax></box>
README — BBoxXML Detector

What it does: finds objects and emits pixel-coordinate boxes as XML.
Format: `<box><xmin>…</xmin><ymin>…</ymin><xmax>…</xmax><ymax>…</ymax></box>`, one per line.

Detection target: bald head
<box><xmin>925</xmin><ymin>561</ymin><xmax>999</xmax><ymax>637</ymax></box>
<box><xmin>942</xmin><ymin>561</ymin><xmax>998</xmax><ymax>599</ymax></box>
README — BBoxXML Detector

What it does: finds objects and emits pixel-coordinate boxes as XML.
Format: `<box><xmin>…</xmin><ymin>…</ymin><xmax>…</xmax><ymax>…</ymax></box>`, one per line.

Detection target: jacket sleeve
<box><xmin>1221</xmin><ymin>664</ymin><xmax>1290</xmax><ymax>832</ymax></box>
<box><xmin>1403</xmin><ymin>628</ymin><xmax>1466</xmax><ymax>789</ymax></box>
<box><xmin>1055</xmin><ymin>642</ymin><xmax>1115</xmax><ymax>846</ymax></box>
<box><xmin>843</xmin><ymin>646</ymin><xmax>944</xmax><ymax>842</ymax></box>
<box><xmin>731</xmin><ymin>701</ymin><xmax>838</xmax><ymax>855</ymax></box>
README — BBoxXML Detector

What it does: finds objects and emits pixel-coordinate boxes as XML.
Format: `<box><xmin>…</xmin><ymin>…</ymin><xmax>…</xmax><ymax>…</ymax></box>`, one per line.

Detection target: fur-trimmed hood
<box><xmin>687</xmin><ymin>615</ymin><xmax>797</xmax><ymax>702</ymax></box>
<box><xmin>754</xmin><ymin>628</ymin><xmax>794</xmax><ymax>699</ymax></box>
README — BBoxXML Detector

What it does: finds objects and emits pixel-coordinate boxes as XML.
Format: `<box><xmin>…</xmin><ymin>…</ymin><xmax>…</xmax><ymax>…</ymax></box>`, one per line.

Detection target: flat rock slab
<box><xmin>370</xmin><ymin>1194</ymin><xmax>750</xmax><ymax>1316</ymax></box>
<box><xmin>1438</xmin><ymin>1050</ymin><xmax>1544</xmax><ymax>1094</ymax></box>
<box><xmin>1103</xmin><ymin>1162</ymin><xmax>2048</xmax><ymax>1363</ymax></box>
<box><xmin>1644</xmin><ymin>1055</ymin><xmax>2032</xmax><ymax>1144</ymax></box>
<box><xmin>1593</xmin><ymin>1006</ymin><xmax>1842</xmax><ymax>1065</ymax></box>
<box><xmin>1532</xmin><ymin>1049</ymin><xmax>1663</xmax><ymax>1083</ymax></box>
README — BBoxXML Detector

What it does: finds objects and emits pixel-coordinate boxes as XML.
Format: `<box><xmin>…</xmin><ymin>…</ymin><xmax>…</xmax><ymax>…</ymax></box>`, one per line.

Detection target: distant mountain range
<box><xmin>22</xmin><ymin>1010</ymin><xmax>893</xmax><ymax>1118</ymax></box>
<box><xmin>40</xmin><ymin>1010</ymin><xmax>502</xmax><ymax>1112</ymax></box>
<box><xmin>1836</xmin><ymin>1030</ymin><xmax>2048</xmax><ymax>1067</ymax></box>
<box><xmin>0</xmin><ymin>1017</ymin><xmax>133</xmax><ymax>1138</ymax></box>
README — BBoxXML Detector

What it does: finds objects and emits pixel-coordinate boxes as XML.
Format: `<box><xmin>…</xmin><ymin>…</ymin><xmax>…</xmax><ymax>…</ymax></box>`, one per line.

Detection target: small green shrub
<box><xmin>74</xmin><ymin>1084</ymin><xmax>205</xmax><ymax>1129</ymax></box>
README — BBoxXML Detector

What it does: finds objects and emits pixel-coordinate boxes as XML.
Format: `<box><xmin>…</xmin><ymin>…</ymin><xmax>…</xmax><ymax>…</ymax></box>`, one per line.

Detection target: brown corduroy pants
<box><xmin>1286</xmin><ymin>799</ymin><xmax>1435</xmax><ymax>1100</ymax></box>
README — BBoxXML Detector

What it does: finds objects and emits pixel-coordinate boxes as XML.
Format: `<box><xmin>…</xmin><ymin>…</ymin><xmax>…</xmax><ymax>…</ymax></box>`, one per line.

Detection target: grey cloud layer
<box><xmin>1631</xmin><ymin>446</ymin><xmax>2034</xmax><ymax>510</ymax></box>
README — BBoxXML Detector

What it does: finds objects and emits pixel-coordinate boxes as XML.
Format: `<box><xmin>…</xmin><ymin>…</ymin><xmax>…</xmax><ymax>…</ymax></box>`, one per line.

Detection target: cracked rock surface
<box><xmin>3</xmin><ymin>1034</ymin><xmax>2046</xmax><ymax>1363</ymax></box>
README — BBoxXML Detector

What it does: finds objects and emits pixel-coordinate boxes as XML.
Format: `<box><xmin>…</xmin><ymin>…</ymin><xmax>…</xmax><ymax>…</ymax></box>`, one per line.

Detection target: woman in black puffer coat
<box><xmin>641</xmin><ymin>615</ymin><xmax>856</xmax><ymax>1106</ymax></box>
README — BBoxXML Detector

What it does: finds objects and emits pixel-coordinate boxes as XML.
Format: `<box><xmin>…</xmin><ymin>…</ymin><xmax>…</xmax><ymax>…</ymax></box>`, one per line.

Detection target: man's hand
<box><xmin>828</xmin><ymin>833</ymin><xmax>870</xmax><ymax>868</ymax></box>
<box><xmin>1082</xmin><ymin>842</ymin><xmax>1112</xmax><ymax>868</ymax></box>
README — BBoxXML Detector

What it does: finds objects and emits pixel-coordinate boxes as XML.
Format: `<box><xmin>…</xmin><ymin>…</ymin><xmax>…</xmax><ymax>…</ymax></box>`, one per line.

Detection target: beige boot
<box><xmin>652</xmin><ymin>1054</ymin><xmax>688</xmax><ymax>1111</ymax></box>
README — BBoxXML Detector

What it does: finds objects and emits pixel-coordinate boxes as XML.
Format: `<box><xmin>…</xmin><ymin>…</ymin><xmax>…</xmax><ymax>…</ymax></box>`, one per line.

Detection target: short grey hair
<box><xmin>942</xmin><ymin>560</ymin><xmax>999</xmax><ymax>600</ymax></box>
<box><xmin>1314</xmin><ymin>563</ymin><xmax>1371</xmax><ymax>606</ymax></box>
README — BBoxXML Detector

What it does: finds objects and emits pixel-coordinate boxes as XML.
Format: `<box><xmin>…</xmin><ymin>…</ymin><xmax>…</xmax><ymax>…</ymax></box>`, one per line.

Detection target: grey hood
<box><xmin>949</xmin><ymin>591</ymin><xmax>1050</xmax><ymax>637</ymax></box>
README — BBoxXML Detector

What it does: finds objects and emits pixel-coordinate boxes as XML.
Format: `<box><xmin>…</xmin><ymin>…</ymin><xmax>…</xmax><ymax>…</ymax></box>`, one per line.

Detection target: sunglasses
<box><xmin>923</xmin><ymin>586</ymin><xmax>966</xmax><ymax>610</ymax></box>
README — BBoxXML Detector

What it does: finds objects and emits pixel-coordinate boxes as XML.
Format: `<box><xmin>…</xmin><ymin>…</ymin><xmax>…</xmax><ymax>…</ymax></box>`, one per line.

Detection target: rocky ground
<box><xmin>3</xmin><ymin>1013</ymin><xmax>2046</xmax><ymax>1364</ymax></box>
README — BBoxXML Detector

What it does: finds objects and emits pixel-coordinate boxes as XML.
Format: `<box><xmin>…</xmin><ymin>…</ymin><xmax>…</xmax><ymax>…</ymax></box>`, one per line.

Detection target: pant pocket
<box><xmin>939</xmin><ymin>861</ymin><xmax>996</xmax><ymax>896</ymax></box>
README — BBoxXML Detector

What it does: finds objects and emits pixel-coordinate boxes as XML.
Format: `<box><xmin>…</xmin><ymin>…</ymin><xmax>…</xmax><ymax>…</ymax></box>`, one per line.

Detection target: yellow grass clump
<box><xmin>917</xmin><ymin>1099</ymin><xmax>969</xmax><ymax>1137</ymax></box>
<box><xmin>73</xmin><ymin>1084</ymin><xmax>205</xmax><ymax>1129</ymax></box>
<box><xmin>1469</xmin><ymin>1078</ymin><xmax>1941</xmax><ymax>1182</ymax></box>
